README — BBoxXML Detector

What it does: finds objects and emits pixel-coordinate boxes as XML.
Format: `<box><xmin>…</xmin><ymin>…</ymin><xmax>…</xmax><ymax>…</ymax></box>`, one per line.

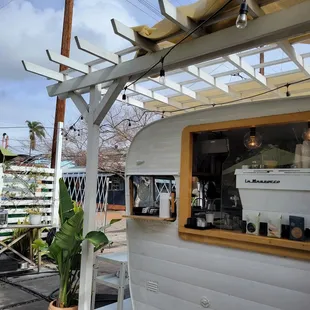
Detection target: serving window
<box><xmin>179</xmin><ymin>112</ymin><xmax>310</xmax><ymax>261</ymax></box>
<box><xmin>124</xmin><ymin>175</ymin><xmax>176</xmax><ymax>221</ymax></box>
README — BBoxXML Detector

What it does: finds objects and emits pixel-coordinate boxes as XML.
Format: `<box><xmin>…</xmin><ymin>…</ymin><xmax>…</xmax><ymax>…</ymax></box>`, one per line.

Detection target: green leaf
<box><xmin>85</xmin><ymin>231</ymin><xmax>109</xmax><ymax>251</ymax></box>
<box><xmin>59</xmin><ymin>178</ymin><xmax>75</xmax><ymax>225</ymax></box>
<box><xmin>54</xmin><ymin>210</ymin><xmax>84</xmax><ymax>251</ymax></box>
<box><xmin>110</xmin><ymin>219</ymin><xmax>121</xmax><ymax>225</ymax></box>
<box><xmin>32</xmin><ymin>238</ymin><xmax>48</xmax><ymax>251</ymax></box>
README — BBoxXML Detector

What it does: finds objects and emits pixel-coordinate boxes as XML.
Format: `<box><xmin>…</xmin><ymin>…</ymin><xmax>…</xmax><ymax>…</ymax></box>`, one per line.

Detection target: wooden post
<box><xmin>260</xmin><ymin>50</ymin><xmax>265</xmax><ymax>75</ymax></box>
<box><xmin>51</xmin><ymin>0</ymin><xmax>74</xmax><ymax>168</ymax></box>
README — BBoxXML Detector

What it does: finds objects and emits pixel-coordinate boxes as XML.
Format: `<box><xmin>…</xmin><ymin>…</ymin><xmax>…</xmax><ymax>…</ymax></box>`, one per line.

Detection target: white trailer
<box><xmin>124</xmin><ymin>96</ymin><xmax>310</xmax><ymax>310</ymax></box>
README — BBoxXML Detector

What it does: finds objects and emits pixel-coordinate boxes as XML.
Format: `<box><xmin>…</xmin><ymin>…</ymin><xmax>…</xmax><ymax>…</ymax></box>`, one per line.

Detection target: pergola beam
<box><xmin>224</xmin><ymin>54</ymin><xmax>284</xmax><ymax>97</ymax></box>
<box><xmin>277</xmin><ymin>41</ymin><xmax>310</xmax><ymax>77</ymax></box>
<box><xmin>101</xmin><ymin>88</ymin><xmax>145</xmax><ymax>109</ymax></box>
<box><xmin>22</xmin><ymin>61</ymin><xmax>68</xmax><ymax>82</ymax></box>
<box><xmin>111</xmin><ymin>19</ymin><xmax>159</xmax><ymax>52</ymax></box>
<box><xmin>75</xmin><ymin>36</ymin><xmax>120</xmax><ymax>65</ymax></box>
<box><xmin>127</xmin><ymin>83</ymin><xmax>183</xmax><ymax>109</ymax></box>
<box><xmin>47</xmin><ymin>1</ymin><xmax>310</xmax><ymax>97</ymax></box>
<box><xmin>46</xmin><ymin>50</ymin><xmax>89</xmax><ymax>74</ymax></box>
<box><xmin>69</xmin><ymin>92</ymin><xmax>89</xmax><ymax>117</ymax></box>
<box><xmin>158</xmin><ymin>0</ymin><xmax>204</xmax><ymax>37</ymax></box>
<box><xmin>150</xmin><ymin>76</ymin><xmax>212</xmax><ymax>105</ymax></box>
<box><xmin>94</xmin><ymin>78</ymin><xmax>128</xmax><ymax>125</ymax></box>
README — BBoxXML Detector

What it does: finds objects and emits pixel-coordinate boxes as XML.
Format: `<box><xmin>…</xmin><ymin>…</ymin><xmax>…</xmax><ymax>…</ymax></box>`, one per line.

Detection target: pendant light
<box><xmin>244</xmin><ymin>127</ymin><xmax>262</xmax><ymax>149</ymax></box>
<box><xmin>303</xmin><ymin>122</ymin><xmax>310</xmax><ymax>141</ymax></box>
<box><xmin>159</xmin><ymin>58</ymin><xmax>165</xmax><ymax>84</ymax></box>
<box><xmin>236</xmin><ymin>1</ymin><xmax>248</xmax><ymax>29</ymax></box>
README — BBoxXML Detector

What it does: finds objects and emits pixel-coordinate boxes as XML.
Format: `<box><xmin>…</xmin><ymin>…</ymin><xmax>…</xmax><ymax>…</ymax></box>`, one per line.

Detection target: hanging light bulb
<box><xmin>122</xmin><ymin>86</ymin><xmax>127</xmax><ymax>100</ymax></box>
<box><xmin>286</xmin><ymin>84</ymin><xmax>291</xmax><ymax>97</ymax></box>
<box><xmin>128</xmin><ymin>120</ymin><xmax>132</xmax><ymax>127</ymax></box>
<box><xmin>236</xmin><ymin>1</ymin><xmax>248</xmax><ymax>29</ymax></box>
<box><xmin>303</xmin><ymin>122</ymin><xmax>310</xmax><ymax>141</ymax></box>
<box><xmin>159</xmin><ymin>58</ymin><xmax>165</xmax><ymax>84</ymax></box>
<box><xmin>244</xmin><ymin>127</ymin><xmax>262</xmax><ymax>150</ymax></box>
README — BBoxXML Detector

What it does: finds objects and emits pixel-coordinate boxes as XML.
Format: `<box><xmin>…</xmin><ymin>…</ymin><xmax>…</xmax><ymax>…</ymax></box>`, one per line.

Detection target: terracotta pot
<box><xmin>48</xmin><ymin>301</ymin><xmax>78</xmax><ymax>310</ymax></box>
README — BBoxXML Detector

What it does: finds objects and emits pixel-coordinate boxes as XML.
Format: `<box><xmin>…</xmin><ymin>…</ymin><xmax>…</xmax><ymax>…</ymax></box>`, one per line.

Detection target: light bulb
<box><xmin>159</xmin><ymin>69</ymin><xmax>165</xmax><ymax>84</ymax></box>
<box><xmin>244</xmin><ymin>127</ymin><xmax>262</xmax><ymax>150</ymax></box>
<box><xmin>236</xmin><ymin>2</ymin><xmax>248</xmax><ymax>29</ymax></box>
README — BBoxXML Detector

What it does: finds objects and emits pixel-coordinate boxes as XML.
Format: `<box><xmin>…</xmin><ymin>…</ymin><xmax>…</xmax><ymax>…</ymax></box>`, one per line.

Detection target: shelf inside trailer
<box><xmin>123</xmin><ymin>215</ymin><xmax>175</xmax><ymax>221</ymax></box>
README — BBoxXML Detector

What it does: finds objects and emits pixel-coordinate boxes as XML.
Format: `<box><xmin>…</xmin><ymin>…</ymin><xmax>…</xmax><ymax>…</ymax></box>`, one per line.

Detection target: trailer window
<box><xmin>179</xmin><ymin>112</ymin><xmax>310</xmax><ymax>261</ymax></box>
<box><xmin>125</xmin><ymin>175</ymin><xmax>176</xmax><ymax>221</ymax></box>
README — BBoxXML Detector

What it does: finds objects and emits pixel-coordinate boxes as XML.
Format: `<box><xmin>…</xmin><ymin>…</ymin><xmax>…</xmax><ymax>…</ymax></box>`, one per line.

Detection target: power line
<box><xmin>0</xmin><ymin>0</ymin><xmax>14</xmax><ymax>10</ymax></box>
<box><xmin>137</xmin><ymin>0</ymin><xmax>162</xmax><ymax>19</ymax></box>
<box><xmin>0</xmin><ymin>126</ymin><xmax>53</xmax><ymax>129</ymax></box>
<box><xmin>123</xmin><ymin>0</ymin><xmax>160</xmax><ymax>22</ymax></box>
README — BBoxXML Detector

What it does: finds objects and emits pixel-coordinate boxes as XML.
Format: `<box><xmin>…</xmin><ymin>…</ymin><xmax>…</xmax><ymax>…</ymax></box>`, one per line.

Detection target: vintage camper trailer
<box><xmin>124</xmin><ymin>96</ymin><xmax>310</xmax><ymax>310</ymax></box>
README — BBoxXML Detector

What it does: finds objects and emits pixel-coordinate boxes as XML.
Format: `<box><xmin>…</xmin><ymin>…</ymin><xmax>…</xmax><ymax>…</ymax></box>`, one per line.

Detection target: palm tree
<box><xmin>25</xmin><ymin>121</ymin><xmax>46</xmax><ymax>156</ymax></box>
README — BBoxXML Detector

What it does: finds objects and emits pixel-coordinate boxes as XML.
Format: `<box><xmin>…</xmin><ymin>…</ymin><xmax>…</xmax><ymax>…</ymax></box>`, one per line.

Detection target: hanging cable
<box><xmin>161</xmin><ymin>76</ymin><xmax>310</xmax><ymax>114</ymax></box>
<box><xmin>123</xmin><ymin>0</ymin><xmax>235</xmax><ymax>91</ymax></box>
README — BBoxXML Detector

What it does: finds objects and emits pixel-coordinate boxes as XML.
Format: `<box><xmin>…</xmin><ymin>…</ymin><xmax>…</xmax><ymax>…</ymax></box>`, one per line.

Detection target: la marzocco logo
<box><xmin>245</xmin><ymin>179</ymin><xmax>280</xmax><ymax>184</ymax></box>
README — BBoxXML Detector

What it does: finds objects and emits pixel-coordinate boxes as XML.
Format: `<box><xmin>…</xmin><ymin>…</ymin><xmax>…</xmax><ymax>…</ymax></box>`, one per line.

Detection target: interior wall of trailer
<box><xmin>126</xmin><ymin>96</ymin><xmax>310</xmax><ymax>310</ymax></box>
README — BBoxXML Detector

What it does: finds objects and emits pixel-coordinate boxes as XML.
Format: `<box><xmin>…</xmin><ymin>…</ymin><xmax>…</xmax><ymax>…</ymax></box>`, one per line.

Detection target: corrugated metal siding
<box><xmin>125</xmin><ymin>97</ymin><xmax>310</xmax><ymax>310</ymax></box>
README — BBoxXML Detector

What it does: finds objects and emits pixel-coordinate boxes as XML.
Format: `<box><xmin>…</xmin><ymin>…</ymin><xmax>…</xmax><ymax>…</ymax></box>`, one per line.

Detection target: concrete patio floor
<box><xmin>0</xmin><ymin>212</ymin><xmax>128</xmax><ymax>310</ymax></box>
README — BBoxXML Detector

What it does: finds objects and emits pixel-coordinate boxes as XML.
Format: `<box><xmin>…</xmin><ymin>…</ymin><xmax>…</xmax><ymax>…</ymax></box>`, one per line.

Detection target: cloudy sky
<box><xmin>0</xmin><ymin>0</ymin><xmax>192</xmax><ymax>154</ymax></box>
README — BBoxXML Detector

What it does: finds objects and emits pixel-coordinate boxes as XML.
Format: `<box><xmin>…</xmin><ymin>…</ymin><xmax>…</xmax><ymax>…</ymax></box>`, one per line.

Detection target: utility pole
<box><xmin>51</xmin><ymin>0</ymin><xmax>74</xmax><ymax>168</ymax></box>
<box><xmin>260</xmin><ymin>51</ymin><xmax>265</xmax><ymax>75</ymax></box>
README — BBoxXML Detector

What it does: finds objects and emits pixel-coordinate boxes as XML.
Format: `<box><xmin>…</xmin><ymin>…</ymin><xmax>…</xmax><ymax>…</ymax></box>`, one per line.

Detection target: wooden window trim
<box><xmin>179</xmin><ymin>111</ymin><xmax>310</xmax><ymax>261</ymax></box>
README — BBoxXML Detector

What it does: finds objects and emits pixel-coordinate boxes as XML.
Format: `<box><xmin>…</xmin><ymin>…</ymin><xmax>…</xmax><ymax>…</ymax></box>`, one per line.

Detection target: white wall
<box><xmin>125</xmin><ymin>96</ymin><xmax>310</xmax><ymax>310</ymax></box>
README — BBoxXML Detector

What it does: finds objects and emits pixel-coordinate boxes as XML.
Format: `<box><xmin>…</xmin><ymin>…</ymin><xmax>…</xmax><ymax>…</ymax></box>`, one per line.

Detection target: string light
<box><xmin>236</xmin><ymin>0</ymin><xmax>248</xmax><ymax>29</ymax></box>
<box><xmin>128</xmin><ymin>120</ymin><xmax>132</xmax><ymax>127</ymax></box>
<box><xmin>286</xmin><ymin>83</ymin><xmax>291</xmax><ymax>97</ymax></box>
<box><xmin>161</xmin><ymin>111</ymin><xmax>165</xmax><ymax>119</ymax></box>
<box><xmin>122</xmin><ymin>87</ymin><xmax>127</xmax><ymax>101</ymax></box>
<box><xmin>159</xmin><ymin>58</ymin><xmax>165</xmax><ymax>84</ymax></box>
<box><xmin>121</xmin><ymin>0</ymin><xmax>235</xmax><ymax>94</ymax></box>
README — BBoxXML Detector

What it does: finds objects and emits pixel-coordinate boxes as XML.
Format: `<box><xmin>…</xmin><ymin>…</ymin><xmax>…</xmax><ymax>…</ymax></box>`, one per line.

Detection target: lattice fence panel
<box><xmin>62</xmin><ymin>172</ymin><xmax>109</xmax><ymax>229</ymax></box>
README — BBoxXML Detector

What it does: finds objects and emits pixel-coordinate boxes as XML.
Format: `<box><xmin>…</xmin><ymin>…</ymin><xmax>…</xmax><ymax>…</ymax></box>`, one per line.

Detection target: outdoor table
<box><xmin>0</xmin><ymin>224</ymin><xmax>52</xmax><ymax>274</ymax></box>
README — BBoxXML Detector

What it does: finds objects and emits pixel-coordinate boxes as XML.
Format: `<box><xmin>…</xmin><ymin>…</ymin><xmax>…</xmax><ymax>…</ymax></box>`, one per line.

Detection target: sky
<box><xmin>0</xmin><ymin>0</ymin><xmax>309</xmax><ymax>155</ymax></box>
<box><xmin>0</xmin><ymin>0</ymin><xmax>191</xmax><ymax>154</ymax></box>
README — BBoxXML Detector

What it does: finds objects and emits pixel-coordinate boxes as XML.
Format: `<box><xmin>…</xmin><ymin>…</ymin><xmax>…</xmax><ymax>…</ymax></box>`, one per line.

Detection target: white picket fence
<box><xmin>0</xmin><ymin>164</ymin><xmax>56</xmax><ymax>239</ymax></box>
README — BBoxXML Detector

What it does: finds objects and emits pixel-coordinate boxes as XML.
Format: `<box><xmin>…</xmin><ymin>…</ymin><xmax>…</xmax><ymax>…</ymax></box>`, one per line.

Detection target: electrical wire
<box><xmin>123</xmin><ymin>0</ymin><xmax>160</xmax><ymax>22</ymax></box>
<box><xmin>124</xmin><ymin>0</ymin><xmax>234</xmax><ymax>90</ymax></box>
<box><xmin>162</xmin><ymin>76</ymin><xmax>310</xmax><ymax>114</ymax></box>
<box><xmin>0</xmin><ymin>0</ymin><xmax>14</xmax><ymax>10</ymax></box>
<box><xmin>137</xmin><ymin>0</ymin><xmax>162</xmax><ymax>18</ymax></box>
<box><xmin>0</xmin><ymin>126</ymin><xmax>53</xmax><ymax>129</ymax></box>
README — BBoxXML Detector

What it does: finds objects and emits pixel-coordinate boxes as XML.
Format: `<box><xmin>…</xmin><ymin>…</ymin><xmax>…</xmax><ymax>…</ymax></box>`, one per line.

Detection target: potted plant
<box><xmin>34</xmin><ymin>179</ymin><xmax>118</xmax><ymax>309</ymax></box>
<box><xmin>26</xmin><ymin>207</ymin><xmax>42</xmax><ymax>225</ymax></box>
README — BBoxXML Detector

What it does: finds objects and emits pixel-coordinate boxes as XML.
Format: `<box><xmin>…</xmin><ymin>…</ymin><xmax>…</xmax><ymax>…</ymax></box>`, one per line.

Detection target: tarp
<box><xmin>132</xmin><ymin>0</ymin><xmax>310</xmax><ymax>49</ymax></box>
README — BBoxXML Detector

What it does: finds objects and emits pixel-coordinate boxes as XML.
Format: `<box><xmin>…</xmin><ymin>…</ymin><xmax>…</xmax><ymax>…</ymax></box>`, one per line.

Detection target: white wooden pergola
<box><xmin>22</xmin><ymin>1</ymin><xmax>310</xmax><ymax>309</ymax></box>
